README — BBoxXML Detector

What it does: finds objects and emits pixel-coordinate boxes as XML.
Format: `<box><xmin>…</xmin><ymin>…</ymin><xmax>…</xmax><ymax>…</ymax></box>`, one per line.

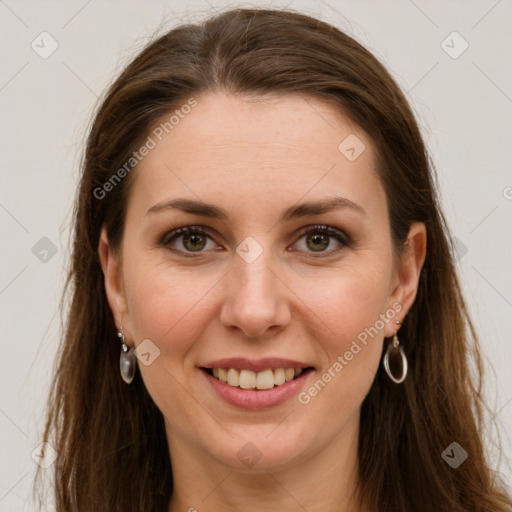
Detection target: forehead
<box><xmin>127</xmin><ymin>92</ymin><xmax>385</xmax><ymax>223</ymax></box>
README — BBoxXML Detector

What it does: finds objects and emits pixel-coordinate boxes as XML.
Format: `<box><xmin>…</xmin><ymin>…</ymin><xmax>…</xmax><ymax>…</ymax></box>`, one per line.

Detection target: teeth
<box><xmin>218</xmin><ymin>368</ymin><xmax>228</xmax><ymax>383</ymax></box>
<box><xmin>239</xmin><ymin>369</ymin><xmax>256</xmax><ymax>389</ymax></box>
<box><xmin>208</xmin><ymin>367</ymin><xmax>308</xmax><ymax>389</ymax></box>
<box><xmin>284</xmin><ymin>368</ymin><xmax>295</xmax><ymax>382</ymax></box>
<box><xmin>274</xmin><ymin>368</ymin><xmax>285</xmax><ymax>385</ymax></box>
<box><xmin>227</xmin><ymin>368</ymin><xmax>239</xmax><ymax>387</ymax></box>
<box><xmin>256</xmin><ymin>369</ymin><xmax>275</xmax><ymax>389</ymax></box>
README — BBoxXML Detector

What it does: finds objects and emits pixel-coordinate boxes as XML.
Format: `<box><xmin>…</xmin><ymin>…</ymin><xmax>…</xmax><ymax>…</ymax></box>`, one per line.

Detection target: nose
<box><xmin>219</xmin><ymin>247</ymin><xmax>292</xmax><ymax>340</ymax></box>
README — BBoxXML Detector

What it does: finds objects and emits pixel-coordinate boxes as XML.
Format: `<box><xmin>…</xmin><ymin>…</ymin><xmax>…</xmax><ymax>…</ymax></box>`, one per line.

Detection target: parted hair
<box><xmin>34</xmin><ymin>7</ymin><xmax>511</xmax><ymax>512</ymax></box>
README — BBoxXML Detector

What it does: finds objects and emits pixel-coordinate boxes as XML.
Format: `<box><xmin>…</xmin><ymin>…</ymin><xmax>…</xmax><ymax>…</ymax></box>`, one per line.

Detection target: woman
<box><xmin>34</xmin><ymin>7</ymin><xmax>512</xmax><ymax>512</ymax></box>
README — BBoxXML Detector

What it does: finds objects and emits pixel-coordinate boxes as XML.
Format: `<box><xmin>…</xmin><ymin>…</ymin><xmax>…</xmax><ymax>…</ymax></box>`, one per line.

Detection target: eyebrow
<box><xmin>146</xmin><ymin>196</ymin><xmax>366</xmax><ymax>221</ymax></box>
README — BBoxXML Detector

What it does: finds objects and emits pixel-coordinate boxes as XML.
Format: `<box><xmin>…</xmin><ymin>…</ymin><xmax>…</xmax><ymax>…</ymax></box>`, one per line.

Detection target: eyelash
<box><xmin>160</xmin><ymin>224</ymin><xmax>350</xmax><ymax>259</ymax></box>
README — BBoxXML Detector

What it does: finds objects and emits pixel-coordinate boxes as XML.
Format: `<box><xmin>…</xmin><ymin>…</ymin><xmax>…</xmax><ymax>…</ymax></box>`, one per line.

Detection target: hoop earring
<box><xmin>383</xmin><ymin>329</ymin><xmax>408</xmax><ymax>384</ymax></box>
<box><xmin>118</xmin><ymin>326</ymin><xmax>136</xmax><ymax>384</ymax></box>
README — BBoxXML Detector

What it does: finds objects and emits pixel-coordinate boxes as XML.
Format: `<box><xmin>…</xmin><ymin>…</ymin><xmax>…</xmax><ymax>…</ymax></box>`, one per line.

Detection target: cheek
<box><xmin>123</xmin><ymin>261</ymin><xmax>222</xmax><ymax>421</ymax></box>
<box><xmin>304</xmin><ymin>261</ymin><xmax>392</xmax><ymax>351</ymax></box>
<box><xmin>296</xmin><ymin>269</ymin><xmax>389</xmax><ymax>421</ymax></box>
<box><xmin>124</xmin><ymin>259</ymin><xmax>219</xmax><ymax>355</ymax></box>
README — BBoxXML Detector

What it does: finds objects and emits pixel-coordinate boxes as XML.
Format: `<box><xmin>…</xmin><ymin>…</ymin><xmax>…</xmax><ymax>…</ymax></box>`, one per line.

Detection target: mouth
<box><xmin>200</xmin><ymin>366</ymin><xmax>315</xmax><ymax>390</ymax></box>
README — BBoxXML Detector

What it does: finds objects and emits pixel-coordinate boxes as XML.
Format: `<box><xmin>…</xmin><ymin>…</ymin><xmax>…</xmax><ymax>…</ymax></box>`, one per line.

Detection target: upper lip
<box><xmin>200</xmin><ymin>357</ymin><xmax>314</xmax><ymax>372</ymax></box>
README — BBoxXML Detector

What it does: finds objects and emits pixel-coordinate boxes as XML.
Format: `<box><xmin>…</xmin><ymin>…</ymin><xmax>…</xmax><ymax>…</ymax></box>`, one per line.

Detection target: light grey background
<box><xmin>1</xmin><ymin>1</ymin><xmax>511</xmax><ymax>510</ymax></box>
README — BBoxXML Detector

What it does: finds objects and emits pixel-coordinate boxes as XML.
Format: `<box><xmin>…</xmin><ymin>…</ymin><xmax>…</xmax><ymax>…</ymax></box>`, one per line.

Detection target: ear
<box><xmin>385</xmin><ymin>221</ymin><xmax>427</xmax><ymax>337</ymax></box>
<box><xmin>98</xmin><ymin>226</ymin><xmax>132</xmax><ymax>344</ymax></box>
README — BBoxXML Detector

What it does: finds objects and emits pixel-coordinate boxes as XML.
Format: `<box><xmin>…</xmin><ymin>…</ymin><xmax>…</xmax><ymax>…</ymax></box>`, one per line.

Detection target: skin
<box><xmin>99</xmin><ymin>92</ymin><xmax>426</xmax><ymax>511</ymax></box>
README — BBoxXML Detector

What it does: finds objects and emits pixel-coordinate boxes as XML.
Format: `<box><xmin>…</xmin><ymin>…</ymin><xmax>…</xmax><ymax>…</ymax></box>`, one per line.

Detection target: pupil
<box><xmin>308</xmin><ymin>233</ymin><xmax>328</xmax><ymax>251</ymax></box>
<box><xmin>184</xmin><ymin>233</ymin><xmax>205</xmax><ymax>251</ymax></box>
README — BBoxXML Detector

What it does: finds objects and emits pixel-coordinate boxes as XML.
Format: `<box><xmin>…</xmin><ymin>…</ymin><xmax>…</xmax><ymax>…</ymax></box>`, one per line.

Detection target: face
<box><xmin>100</xmin><ymin>92</ymin><xmax>425</xmax><ymax>473</ymax></box>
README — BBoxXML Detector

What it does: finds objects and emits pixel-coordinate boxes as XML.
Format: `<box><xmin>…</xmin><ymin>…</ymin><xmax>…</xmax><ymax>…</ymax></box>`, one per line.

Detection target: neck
<box><xmin>167</xmin><ymin>413</ymin><xmax>367</xmax><ymax>512</ymax></box>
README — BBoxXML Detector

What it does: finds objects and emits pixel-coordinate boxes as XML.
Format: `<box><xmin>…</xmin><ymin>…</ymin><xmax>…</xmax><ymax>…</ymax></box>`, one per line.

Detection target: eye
<box><xmin>161</xmin><ymin>226</ymin><xmax>218</xmax><ymax>256</ymax></box>
<box><xmin>161</xmin><ymin>224</ymin><xmax>350</xmax><ymax>258</ymax></box>
<box><xmin>292</xmin><ymin>225</ymin><xmax>349</xmax><ymax>256</ymax></box>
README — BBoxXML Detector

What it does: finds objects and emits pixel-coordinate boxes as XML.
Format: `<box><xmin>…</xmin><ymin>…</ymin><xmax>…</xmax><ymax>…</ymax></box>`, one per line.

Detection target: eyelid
<box><xmin>160</xmin><ymin>225</ymin><xmax>210</xmax><ymax>246</ymax></box>
<box><xmin>160</xmin><ymin>225</ymin><xmax>220</xmax><ymax>254</ymax></box>
<box><xmin>296</xmin><ymin>224</ymin><xmax>350</xmax><ymax>245</ymax></box>
<box><xmin>289</xmin><ymin>224</ymin><xmax>350</xmax><ymax>257</ymax></box>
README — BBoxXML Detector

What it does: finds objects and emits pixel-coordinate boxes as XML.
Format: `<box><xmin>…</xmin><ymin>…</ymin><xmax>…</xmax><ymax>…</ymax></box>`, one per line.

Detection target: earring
<box><xmin>118</xmin><ymin>325</ymin><xmax>136</xmax><ymax>384</ymax></box>
<box><xmin>382</xmin><ymin>321</ymin><xmax>408</xmax><ymax>384</ymax></box>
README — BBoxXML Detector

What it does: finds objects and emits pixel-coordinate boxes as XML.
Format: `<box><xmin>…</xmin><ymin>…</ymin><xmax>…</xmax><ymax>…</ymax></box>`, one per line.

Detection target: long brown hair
<box><xmin>34</xmin><ymin>7</ymin><xmax>511</xmax><ymax>511</ymax></box>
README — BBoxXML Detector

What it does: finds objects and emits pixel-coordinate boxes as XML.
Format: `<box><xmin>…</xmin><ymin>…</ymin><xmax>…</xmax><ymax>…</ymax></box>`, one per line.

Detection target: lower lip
<box><xmin>201</xmin><ymin>368</ymin><xmax>314</xmax><ymax>410</ymax></box>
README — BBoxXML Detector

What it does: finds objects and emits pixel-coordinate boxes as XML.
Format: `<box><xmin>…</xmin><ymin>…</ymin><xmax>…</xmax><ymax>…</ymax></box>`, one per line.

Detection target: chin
<box><xmin>203</xmin><ymin>423</ymin><xmax>316</xmax><ymax>473</ymax></box>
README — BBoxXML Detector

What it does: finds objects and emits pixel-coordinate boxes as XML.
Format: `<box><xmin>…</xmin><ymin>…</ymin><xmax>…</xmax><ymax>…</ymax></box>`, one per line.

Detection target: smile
<box><xmin>202</xmin><ymin>367</ymin><xmax>312</xmax><ymax>390</ymax></box>
<box><xmin>201</xmin><ymin>365</ymin><xmax>315</xmax><ymax>409</ymax></box>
